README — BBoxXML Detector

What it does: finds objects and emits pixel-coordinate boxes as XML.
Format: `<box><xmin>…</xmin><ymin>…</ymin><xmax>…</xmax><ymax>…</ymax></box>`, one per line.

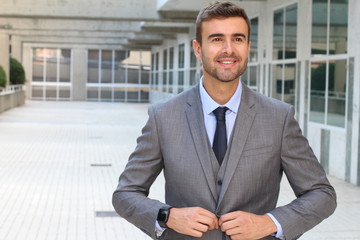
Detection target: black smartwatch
<box><xmin>157</xmin><ymin>206</ymin><xmax>173</xmax><ymax>228</ymax></box>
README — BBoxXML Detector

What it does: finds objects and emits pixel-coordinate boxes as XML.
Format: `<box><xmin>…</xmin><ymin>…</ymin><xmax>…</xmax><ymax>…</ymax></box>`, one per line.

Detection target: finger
<box><xmin>196</xmin><ymin>208</ymin><xmax>219</xmax><ymax>229</ymax></box>
<box><xmin>197</xmin><ymin>214</ymin><xmax>219</xmax><ymax>230</ymax></box>
<box><xmin>220</xmin><ymin>211</ymin><xmax>243</xmax><ymax>223</ymax></box>
<box><xmin>193</xmin><ymin>222</ymin><xmax>210</xmax><ymax>233</ymax></box>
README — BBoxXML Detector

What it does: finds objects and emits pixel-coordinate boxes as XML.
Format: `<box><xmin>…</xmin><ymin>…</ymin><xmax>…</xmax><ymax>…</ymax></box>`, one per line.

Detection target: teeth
<box><xmin>221</xmin><ymin>61</ymin><xmax>234</xmax><ymax>64</ymax></box>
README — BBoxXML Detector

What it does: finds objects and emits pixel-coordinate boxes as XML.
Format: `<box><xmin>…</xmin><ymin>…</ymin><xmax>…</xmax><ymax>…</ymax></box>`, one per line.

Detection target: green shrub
<box><xmin>0</xmin><ymin>65</ymin><xmax>6</xmax><ymax>88</ymax></box>
<box><xmin>10</xmin><ymin>57</ymin><xmax>25</xmax><ymax>85</ymax></box>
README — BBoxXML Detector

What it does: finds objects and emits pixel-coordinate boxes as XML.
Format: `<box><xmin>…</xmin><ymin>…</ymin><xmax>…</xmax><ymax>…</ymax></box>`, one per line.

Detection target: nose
<box><xmin>222</xmin><ymin>40</ymin><xmax>233</xmax><ymax>54</ymax></box>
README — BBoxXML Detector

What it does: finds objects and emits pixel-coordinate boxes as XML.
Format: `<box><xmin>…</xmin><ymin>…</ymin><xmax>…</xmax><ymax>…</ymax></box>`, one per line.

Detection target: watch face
<box><xmin>158</xmin><ymin>209</ymin><xmax>168</xmax><ymax>221</ymax></box>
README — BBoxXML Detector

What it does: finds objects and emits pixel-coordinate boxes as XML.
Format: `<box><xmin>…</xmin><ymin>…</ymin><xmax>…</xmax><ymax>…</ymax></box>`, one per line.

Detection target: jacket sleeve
<box><xmin>112</xmin><ymin>105</ymin><xmax>168</xmax><ymax>239</ymax></box>
<box><xmin>270</xmin><ymin>106</ymin><xmax>337</xmax><ymax>240</ymax></box>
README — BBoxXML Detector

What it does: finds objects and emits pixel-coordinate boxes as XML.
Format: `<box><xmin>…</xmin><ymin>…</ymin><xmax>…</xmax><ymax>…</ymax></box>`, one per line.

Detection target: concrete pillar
<box><xmin>72</xmin><ymin>48</ymin><xmax>87</xmax><ymax>101</ymax></box>
<box><xmin>0</xmin><ymin>33</ymin><xmax>10</xmax><ymax>85</ymax></box>
<box><xmin>11</xmin><ymin>36</ymin><xmax>22</xmax><ymax>62</ymax></box>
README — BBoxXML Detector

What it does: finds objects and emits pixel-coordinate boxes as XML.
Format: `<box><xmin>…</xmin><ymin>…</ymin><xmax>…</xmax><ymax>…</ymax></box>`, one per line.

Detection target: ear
<box><xmin>192</xmin><ymin>40</ymin><xmax>202</xmax><ymax>61</ymax></box>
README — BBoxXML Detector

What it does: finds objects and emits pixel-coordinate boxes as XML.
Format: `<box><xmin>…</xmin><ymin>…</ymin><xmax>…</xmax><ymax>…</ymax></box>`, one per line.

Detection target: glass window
<box><xmin>88</xmin><ymin>50</ymin><xmax>99</xmax><ymax>83</ymax></box>
<box><xmin>310</xmin><ymin>0</ymin><xmax>348</xmax><ymax>128</ymax></box>
<box><xmin>178</xmin><ymin>43</ymin><xmax>185</xmax><ymax>69</ymax></box>
<box><xmin>87</xmin><ymin>49</ymin><xmax>150</xmax><ymax>102</ymax></box>
<box><xmin>168</xmin><ymin>71</ymin><xmax>173</xmax><ymax>93</ymax></box>
<box><xmin>273</xmin><ymin>4</ymin><xmax>297</xmax><ymax>60</ymax></box>
<box><xmin>45</xmin><ymin>49</ymin><xmax>58</xmax><ymax>82</ymax></box>
<box><xmin>169</xmin><ymin>47</ymin><xmax>174</xmax><ymax>70</ymax></box>
<box><xmin>242</xmin><ymin>64</ymin><xmax>258</xmax><ymax>91</ymax></box>
<box><xmin>115</xmin><ymin>50</ymin><xmax>126</xmax><ymax>83</ymax></box>
<box><xmin>32</xmin><ymin>49</ymin><xmax>44</xmax><ymax>82</ymax></box>
<box><xmin>250</xmin><ymin>17</ymin><xmax>258</xmax><ymax>62</ymax></box>
<box><xmin>59</xmin><ymin>49</ymin><xmax>71</xmax><ymax>82</ymax></box>
<box><xmin>312</xmin><ymin>0</ymin><xmax>348</xmax><ymax>56</ymax></box>
<box><xmin>310</xmin><ymin>61</ymin><xmax>327</xmax><ymax>124</ymax></box>
<box><xmin>31</xmin><ymin>48</ymin><xmax>71</xmax><ymax>101</ymax></box>
<box><xmin>32</xmin><ymin>86</ymin><xmax>43</xmax><ymax>98</ymax></box>
<box><xmin>327</xmin><ymin>59</ymin><xmax>346</xmax><ymax>127</ymax></box>
<box><xmin>272</xmin><ymin>63</ymin><xmax>296</xmax><ymax>105</ymax></box>
<box><xmin>101</xmin><ymin>50</ymin><xmax>113</xmax><ymax>84</ymax></box>
<box><xmin>190</xmin><ymin>69</ymin><xmax>197</xmax><ymax>86</ymax></box>
<box><xmin>59</xmin><ymin>87</ymin><xmax>71</xmax><ymax>99</ymax></box>
<box><xmin>46</xmin><ymin>86</ymin><xmax>57</xmax><ymax>99</ymax></box>
<box><xmin>190</xmin><ymin>41</ymin><xmax>197</xmax><ymax>68</ymax></box>
<box><xmin>163</xmin><ymin>49</ymin><xmax>168</xmax><ymax>70</ymax></box>
<box><xmin>329</xmin><ymin>0</ymin><xmax>348</xmax><ymax>55</ymax></box>
<box><xmin>178</xmin><ymin>71</ymin><xmax>184</xmax><ymax>93</ymax></box>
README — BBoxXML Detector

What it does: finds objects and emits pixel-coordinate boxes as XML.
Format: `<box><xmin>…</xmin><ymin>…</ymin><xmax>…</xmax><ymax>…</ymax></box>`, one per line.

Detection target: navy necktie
<box><xmin>212</xmin><ymin>107</ymin><xmax>228</xmax><ymax>165</ymax></box>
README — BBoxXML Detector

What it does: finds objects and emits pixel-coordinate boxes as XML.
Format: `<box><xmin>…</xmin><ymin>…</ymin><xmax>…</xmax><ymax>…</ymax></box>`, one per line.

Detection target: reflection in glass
<box><xmin>46</xmin><ymin>86</ymin><xmax>57</xmax><ymax>99</ymax></box>
<box><xmin>312</xmin><ymin>0</ymin><xmax>348</xmax><ymax>56</ymax></box>
<box><xmin>272</xmin><ymin>64</ymin><xmax>283</xmax><ymax>101</ymax></box>
<box><xmin>178</xmin><ymin>71</ymin><xmax>184</xmax><ymax>93</ymax></box>
<box><xmin>190</xmin><ymin>41</ymin><xmax>197</xmax><ymax>68</ymax></box>
<box><xmin>310</xmin><ymin>61</ymin><xmax>327</xmax><ymax>124</ymax></box>
<box><xmin>114</xmin><ymin>88</ymin><xmax>125</xmax><ymax>101</ymax></box>
<box><xmin>168</xmin><ymin>71</ymin><xmax>173</xmax><ymax>93</ymax></box>
<box><xmin>178</xmin><ymin>43</ymin><xmax>185</xmax><ymax>69</ymax></box>
<box><xmin>32</xmin><ymin>86</ymin><xmax>43</xmax><ymax>98</ymax></box>
<box><xmin>163</xmin><ymin>49</ymin><xmax>168</xmax><ymax>70</ymax></box>
<box><xmin>273</xmin><ymin>9</ymin><xmax>284</xmax><ymax>60</ymax></box>
<box><xmin>312</xmin><ymin>0</ymin><xmax>328</xmax><ymax>56</ymax></box>
<box><xmin>329</xmin><ymin>0</ymin><xmax>348</xmax><ymax>55</ymax></box>
<box><xmin>115</xmin><ymin>50</ymin><xmax>126</xmax><ymax>83</ymax></box>
<box><xmin>59</xmin><ymin>87</ymin><xmax>70</xmax><ymax>99</ymax></box>
<box><xmin>32</xmin><ymin>49</ymin><xmax>44</xmax><ymax>82</ymax></box>
<box><xmin>190</xmin><ymin>69</ymin><xmax>197</xmax><ymax>86</ymax></box>
<box><xmin>250</xmin><ymin>17</ymin><xmax>258</xmax><ymax>62</ymax></box>
<box><xmin>327</xmin><ymin>59</ymin><xmax>346</xmax><ymax>127</ymax></box>
<box><xmin>169</xmin><ymin>47</ymin><xmax>174</xmax><ymax>69</ymax></box>
<box><xmin>101</xmin><ymin>87</ymin><xmax>112</xmax><ymax>100</ymax></box>
<box><xmin>285</xmin><ymin>5</ymin><xmax>297</xmax><ymax>59</ymax></box>
<box><xmin>101</xmin><ymin>50</ymin><xmax>112</xmax><ymax>84</ymax></box>
<box><xmin>60</xmin><ymin>49</ymin><xmax>71</xmax><ymax>82</ymax></box>
<box><xmin>272</xmin><ymin>64</ymin><xmax>296</xmax><ymax>105</ymax></box>
<box><xmin>88</xmin><ymin>50</ymin><xmax>99</xmax><ymax>83</ymax></box>
<box><xmin>46</xmin><ymin>49</ymin><xmax>57</xmax><ymax>82</ymax></box>
<box><xmin>283</xmin><ymin>64</ymin><xmax>296</xmax><ymax>105</ymax></box>
<box><xmin>249</xmin><ymin>66</ymin><xmax>257</xmax><ymax>87</ymax></box>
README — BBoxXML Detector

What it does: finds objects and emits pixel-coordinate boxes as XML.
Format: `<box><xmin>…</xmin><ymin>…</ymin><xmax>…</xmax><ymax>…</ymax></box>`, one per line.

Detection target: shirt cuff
<box><xmin>266</xmin><ymin>213</ymin><xmax>285</xmax><ymax>239</ymax></box>
<box><xmin>155</xmin><ymin>221</ymin><xmax>166</xmax><ymax>238</ymax></box>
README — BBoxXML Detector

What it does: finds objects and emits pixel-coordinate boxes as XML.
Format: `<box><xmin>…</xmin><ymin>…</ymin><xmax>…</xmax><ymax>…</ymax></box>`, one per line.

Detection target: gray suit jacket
<box><xmin>113</xmin><ymin>83</ymin><xmax>336</xmax><ymax>240</ymax></box>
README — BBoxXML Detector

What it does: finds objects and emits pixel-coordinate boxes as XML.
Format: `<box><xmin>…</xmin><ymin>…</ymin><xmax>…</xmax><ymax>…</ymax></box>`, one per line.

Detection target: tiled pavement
<box><xmin>0</xmin><ymin>101</ymin><xmax>359</xmax><ymax>240</ymax></box>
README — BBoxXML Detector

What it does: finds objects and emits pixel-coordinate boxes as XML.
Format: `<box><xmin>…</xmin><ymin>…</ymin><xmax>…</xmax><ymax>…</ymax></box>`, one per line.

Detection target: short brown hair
<box><xmin>195</xmin><ymin>1</ymin><xmax>251</xmax><ymax>45</ymax></box>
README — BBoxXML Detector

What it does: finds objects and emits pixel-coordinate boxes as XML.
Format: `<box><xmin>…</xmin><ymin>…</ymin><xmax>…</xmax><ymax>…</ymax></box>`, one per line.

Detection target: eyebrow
<box><xmin>207</xmin><ymin>33</ymin><xmax>247</xmax><ymax>40</ymax></box>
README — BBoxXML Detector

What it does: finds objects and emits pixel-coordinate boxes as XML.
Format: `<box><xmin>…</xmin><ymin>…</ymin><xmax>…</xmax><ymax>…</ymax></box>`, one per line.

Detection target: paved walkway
<box><xmin>0</xmin><ymin>101</ymin><xmax>359</xmax><ymax>240</ymax></box>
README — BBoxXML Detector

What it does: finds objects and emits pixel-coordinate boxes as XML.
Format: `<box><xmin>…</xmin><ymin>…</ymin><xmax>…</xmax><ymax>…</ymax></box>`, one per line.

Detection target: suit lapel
<box><xmin>217</xmin><ymin>84</ymin><xmax>257</xmax><ymax>208</ymax></box>
<box><xmin>185</xmin><ymin>86</ymin><xmax>218</xmax><ymax>202</ymax></box>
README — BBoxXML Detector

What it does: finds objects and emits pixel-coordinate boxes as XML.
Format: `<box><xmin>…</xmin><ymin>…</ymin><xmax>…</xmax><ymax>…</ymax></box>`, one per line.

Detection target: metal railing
<box><xmin>0</xmin><ymin>85</ymin><xmax>25</xmax><ymax>96</ymax></box>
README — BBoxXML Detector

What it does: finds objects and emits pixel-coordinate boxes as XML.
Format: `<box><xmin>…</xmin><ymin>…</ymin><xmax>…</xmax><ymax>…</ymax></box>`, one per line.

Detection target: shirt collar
<box><xmin>199</xmin><ymin>77</ymin><xmax>242</xmax><ymax>115</ymax></box>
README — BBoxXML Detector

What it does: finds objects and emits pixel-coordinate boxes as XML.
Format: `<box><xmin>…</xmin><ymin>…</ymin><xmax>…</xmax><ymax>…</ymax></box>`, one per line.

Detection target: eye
<box><xmin>212</xmin><ymin>37</ymin><xmax>222</xmax><ymax>42</ymax></box>
<box><xmin>234</xmin><ymin>37</ymin><xmax>245</xmax><ymax>42</ymax></box>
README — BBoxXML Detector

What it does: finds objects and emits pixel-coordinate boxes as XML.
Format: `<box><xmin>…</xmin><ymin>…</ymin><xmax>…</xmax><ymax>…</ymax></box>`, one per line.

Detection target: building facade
<box><xmin>0</xmin><ymin>0</ymin><xmax>359</xmax><ymax>185</ymax></box>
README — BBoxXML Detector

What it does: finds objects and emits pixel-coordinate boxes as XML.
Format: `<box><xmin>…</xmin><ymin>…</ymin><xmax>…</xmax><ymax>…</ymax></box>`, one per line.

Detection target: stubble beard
<box><xmin>202</xmin><ymin>54</ymin><xmax>248</xmax><ymax>83</ymax></box>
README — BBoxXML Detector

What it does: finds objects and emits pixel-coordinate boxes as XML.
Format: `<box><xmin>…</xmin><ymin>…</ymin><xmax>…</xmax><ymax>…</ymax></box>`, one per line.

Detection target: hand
<box><xmin>219</xmin><ymin>211</ymin><xmax>277</xmax><ymax>240</ymax></box>
<box><xmin>166</xmin><ymin>207</ymin><xmax>219</xmax><ymax>238</ymax></box>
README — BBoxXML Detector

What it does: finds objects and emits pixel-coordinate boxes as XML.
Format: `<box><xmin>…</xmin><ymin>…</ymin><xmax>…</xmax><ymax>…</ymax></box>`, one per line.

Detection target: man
<box><xmin>113</xmin><ymin>2</ymin><xmax>336</xmax><ymax>240</ymax></box>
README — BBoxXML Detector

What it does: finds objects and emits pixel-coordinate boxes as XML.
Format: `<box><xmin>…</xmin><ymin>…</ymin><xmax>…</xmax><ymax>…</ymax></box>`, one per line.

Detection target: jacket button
<box><xmin>217</xmin><ymin>180</ymin><xmax>222</xmax><ymax>185</ymax></box>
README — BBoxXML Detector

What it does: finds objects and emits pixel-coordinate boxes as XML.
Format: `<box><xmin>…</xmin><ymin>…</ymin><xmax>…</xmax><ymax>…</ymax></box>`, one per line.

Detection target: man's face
<box><xmin>193</xmin><ymin>17</ymin><xmax>250</xmax><ymax>83</ymax></box>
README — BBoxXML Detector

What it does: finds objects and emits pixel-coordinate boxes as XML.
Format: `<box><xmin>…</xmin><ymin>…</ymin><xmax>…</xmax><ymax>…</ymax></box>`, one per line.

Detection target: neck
<box><xmin>202</xmin><ymin>77</ymin><xmax>239</xmax><ymax>105</ymax></box>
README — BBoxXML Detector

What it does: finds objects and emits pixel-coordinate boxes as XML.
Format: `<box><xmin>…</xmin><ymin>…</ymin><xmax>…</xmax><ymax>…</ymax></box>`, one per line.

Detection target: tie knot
<box><xmin>213</xmin><ymin>107</ymin><xmax>228</xmax><ymax>122</ymax></box>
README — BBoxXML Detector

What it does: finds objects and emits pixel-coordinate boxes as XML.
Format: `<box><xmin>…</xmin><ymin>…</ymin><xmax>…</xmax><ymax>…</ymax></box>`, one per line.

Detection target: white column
<box><xmin>72</xmin><ymin>48</ymin><xmax>88</xmax><ymax>101</ymax></box>
<box><xmin>0</xmin><ymin>33</ymin><xmax>10</xmax><ymax>85</ymax></box>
